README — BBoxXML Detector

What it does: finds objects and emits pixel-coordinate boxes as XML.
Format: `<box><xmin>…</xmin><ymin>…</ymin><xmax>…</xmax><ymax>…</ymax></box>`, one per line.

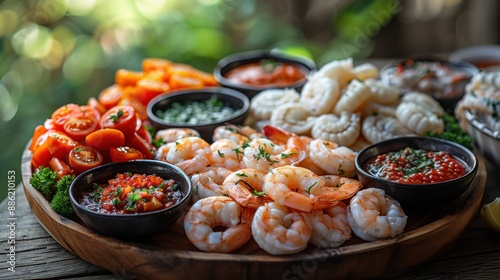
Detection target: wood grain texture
<box><xmin>7</xmin><ymin>143</ymin><xmax>489</xmax><ymax>280</ymax></box>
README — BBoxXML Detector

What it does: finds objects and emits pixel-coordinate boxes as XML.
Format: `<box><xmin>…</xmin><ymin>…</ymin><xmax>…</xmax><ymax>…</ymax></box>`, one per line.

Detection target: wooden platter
<box><xmin>21</xmin><ymin>141</ymin><xmax>487</xmax><ymax>279</ymax></box>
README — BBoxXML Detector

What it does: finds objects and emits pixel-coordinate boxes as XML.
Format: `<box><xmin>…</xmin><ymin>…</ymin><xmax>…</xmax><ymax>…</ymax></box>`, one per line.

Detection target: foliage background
<box><xmin>4</xmin><ymin>0</ymin><xmax>492</xmax><ymax>202</ymax></box>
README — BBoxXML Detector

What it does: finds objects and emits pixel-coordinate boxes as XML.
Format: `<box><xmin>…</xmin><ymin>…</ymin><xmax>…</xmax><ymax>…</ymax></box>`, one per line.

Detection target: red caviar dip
<box><xmin>80</xmin><ymin>173</ymin><xmax>183</xmax><ymax>214</ymax></box>
<box><xmin>224</xmin><ymin>60</ymin><xmax>306</xmax><ymax>87</ymax></box>
<box><xmin>364</xmin><ymin>147</ymin><xmax>466</xmax><ymax>184</ymax></box>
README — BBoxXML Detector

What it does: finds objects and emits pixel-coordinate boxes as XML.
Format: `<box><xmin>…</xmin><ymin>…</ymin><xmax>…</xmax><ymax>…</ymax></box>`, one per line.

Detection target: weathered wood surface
<box><xmin>1</xmin><ymin>151</ymin><xmax>499</xmax><ymax>279</ymax></box>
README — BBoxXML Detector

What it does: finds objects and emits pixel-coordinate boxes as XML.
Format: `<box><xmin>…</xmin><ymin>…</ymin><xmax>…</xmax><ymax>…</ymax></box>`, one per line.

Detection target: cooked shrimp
<box><xmin>401</xmin><ymin>91</ymin><xmax>445</xmax><ymax>117</ymax></box>
<box><xmin>154</xmin><ymin>128</ymin><xmax>200</xmax><ymax>144</ymax></box>
<box><xmin>210</xmin><ymin>139</ymin><xmax>245</xmax><ymax>171</ymax></box>
<box><xmin>242</xmin><ymin>138</ymin><xmax>306</xmax><ymax>172</ymax></box>
<box><xmin>262</xmin><ymin>166</ymin><xmax>350</xmax><ymax>212</ymax></box>
<box><xmin>307</xmin><ymin>201</ymin><xmax>351</xmax><ymax>248</ymax></box>
<box><xmin>352</xmin><ymin>63</ymin><xmax>379</xmax><ymax>81</ymax></box>
<box><xmin>333</xmin><ymin>79</ymin><xmax>371</xmax><ymax>115</ymax></box>
<box><xmin>155</xmin><ymin>136</ymin><xmax>212</xmax><ymax>175</ymax></box>
<box><xmin>251</xmin><ymin>202</ymin><xmax>312</xmax><ymax>255</ymax></box>
<box><xmin>184</xmin><ymin>196</ymin><xmax>253</xmax><ymax>253</ymax></box>
<box><xmin>269</xmin><ymin>103</ymin><xmax>317</xmax><ymax>135</ymax></box>
<box><xmin>362</xmin><ymin>115</ymin><xmax>415</xmax><ymax>144</ymax></box>
<box><xmin>396</xmin><ymin>101</ymin><xmax>444</xmax><ymax>135</ymax></box>
<box><xmin>316</xmin><ymin>58</ymin><xmax>354</xmax><ymax>89</ymax></box>
<box><xmin>222</xmin><ymin>168</ymin><xmax>273</xmax><ymax>208</ymax></box>
<box><xmin>213</xmin><ymin>124</ymin><xmax>264</xmax><ymax>145</ymax></box>
<box><xmin>309</xmin><ymin>139</ymin><xmax>357</xmax><ymax>178</ymax></box>
<box><xmin>364</xmin><ymin>78</ymin><xmax>400</xmax><ymax>105</ymax></box>
<box><xmin>320</xmin><ymin>175</ymin><xmax>363</xmax><ymax>200</ymax></box>
<box><xmin>191</xmin><ymin>167</ymin><xmax>233</xmax><ymax>202</ymax></box>
<box><xmin>362</xmin><ymin>102</ymin><xmax>398</xmax><ymax>118</ymax></box>
<box><xmin>249</xmin><ymin>88</ymin><xmax>300</xmax><ymax>121</ymax></box>
<box><xmin>347</xmin><ymin>188</ymin><xmax>408</xmax><ymax>241</ymax></box>
<box><xmin>299</xmin><ymin>75</ymin><xmax>340</xmax><ymax>115</ymax></box>
<box><xmin>311</xmin><ymin>112</ymin><xmax>361</xmax><ymax>147</ymax></box>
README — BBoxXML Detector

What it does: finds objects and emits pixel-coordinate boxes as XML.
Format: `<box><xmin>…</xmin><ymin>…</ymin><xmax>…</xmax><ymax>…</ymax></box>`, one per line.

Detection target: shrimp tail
<box><xmin>311</xmin><ymin>196</ymin><xmax>340</xmax><ymax>211</ymax></box>
<box><xmin>263</xmin><ymin>124</ymin><xmax>296</xmax><ymax>144</ymax></box>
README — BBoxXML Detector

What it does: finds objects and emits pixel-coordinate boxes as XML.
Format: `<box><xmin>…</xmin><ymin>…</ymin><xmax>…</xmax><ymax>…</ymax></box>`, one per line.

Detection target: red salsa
<box><xmin>80</xmin><ymin>173</ymin><xmax>183</xmax><ymax>214</ymax></box>
<box><xmin>224</xmin><ymin>60</ymin><xmax>306</xmax><ymax>87</ymax></box>
<box><xmin>364</xmin><ymin>147</ymin><xmax>466</xmax><ymax>184</ymax></box>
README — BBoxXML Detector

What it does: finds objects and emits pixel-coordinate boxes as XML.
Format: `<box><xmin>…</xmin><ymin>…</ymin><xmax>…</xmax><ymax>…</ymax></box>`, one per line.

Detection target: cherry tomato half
<box><xmin>49</xmin><ymin>157</ymin><xmax>73</xmax><ymax>179</ymax></box>
<box><xmin>69</xmin><ymin>145</ymin><xmax>104</xmax><ymax>174</ymax></box>
<box><xmin>110</xmin><ymin>146</ymin><xmax>143</xmax><ymax>162</ymax></box>
<box><xmin>85</xmin><ymin>128</ymin><xmax>126</xmax><ymax>151</ymax></box>
<box><xmin>51</xmin><ymin>103</ymin><xmax>80</xmax><ymax>131</ymax></box>
<box><xmin>63</xmin><ymin>114</ymin><xmax>99</xmax><ymax>141</ymax></box>
<box><xmin>29</xmin><ymin>125</ymin><xmax>48</xmax><ymax>152</ymax></box>
<box><xmin>128</xmin><ymin>132</ymin><xmax>155</xmax><ymax>159</ymax></box>
<box><xmin>98</xmin><ymin>84</ymin><xmax>123</xmax><ymax>110</ymax></box>
<box><xmin>46</xmin><ymin>131</ymin><xmax>78</xmax><ymax>160</ymax></box>
<box><xmin>100</xmin><ymin>105</ymin><xmax>137</xmax><ymax>139</ymax></box>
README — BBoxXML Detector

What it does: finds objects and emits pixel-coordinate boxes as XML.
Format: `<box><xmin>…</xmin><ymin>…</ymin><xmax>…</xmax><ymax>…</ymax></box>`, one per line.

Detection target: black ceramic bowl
<box><xmin>380</xmin><ymin>55</ymin><xmax>478</xmax><ymax>112</ymax></box>
<box><xmin>147</xmin><ymin>87</ymin><xmax>250</xmax><ymax>142</ymax></box>
<box><xmin>69</xmin><ymin>160</ymin><xmax>192</xmax><ymax>239</ymax></box>
<box><xmin>355</xmin><ymin>136</ymin><xmax>478</xmax><ymax>210</ymax></box>
<box><xmin>214</xmin><ymin>49</ymin><xmax>316</xmax><ymax>99</ymax></box>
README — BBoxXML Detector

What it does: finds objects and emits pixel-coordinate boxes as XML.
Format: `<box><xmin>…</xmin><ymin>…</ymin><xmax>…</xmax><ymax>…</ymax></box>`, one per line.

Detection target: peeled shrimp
<box><xmin>210</xmin><ymin>139</ymin><xmax>245</xmax><ymax>171</ymax></box>
<box><xmin>251</xmin><ymin>202</ymin><xmax>312</xmax><ymax>255</ymax></box>
<box><xmin>352</xmin><ymin>63</ymin><xmax>379</xmax><ymax>81</ymax></box>
<box><xmin>191</xmin><ymin>167</ymin><xmax>233</xmax><ymax>202</ymax></box>
<box><xmin>309</xmin><ymin>139</ymin><xmax>357</xmax><ymax>178</ymax></box>
<box><xmin>249</xmin><ymin>88</ymin><xmax>300</xmax><ymax>121</ymax></box>
<box><xmin>362</xmin><ymin>102</ymin><xmax>398</xmax><ymax>118</ymax></box>
<box><xmin>262</xmin><ymin>166</ymin><xmax>352</xmax><ymax>212</ymax></box>
<box><xmin>222</xmin><ymin>168</ymin><xmax>273</xmax><ymax>208</ymax></box>
<box><xmin>347</xmin><ymin>188</ymin><xmax>408</xmax><ymax>241</ymax></box>
<box><xmin>299</xmin><ymin>75</ymin><xmax>340</xmax><ymax>115</ymax></box>
<box><xmin>333</xmin><ymin>79</ymin><xmax>371</xmax><ymax>115</ymax></box>
<box><xmin>316</xmin><ymin>58</ymin><xmax>354</xmax><ymax>89</ymax></box>
<box><xmin>213</xmin><ymin>124</ymin><xmax>263</xmax><ymax>145</ymax></box>
<box><xmin>184</xmin><ymin>196</ymin><xmax>253</xmax><ymax>253</ymax></box>
<box><xmin>364</xmin><ymin>78</ymin><xmax>400</xmax><ymax>105</ymax></box>
<box><xmin>307</xmin><ymin>201</ymin><xmax>351</xmax><ymax>248</ymax></box>
<box><xmin>154</xmin><ymin>128</ymin><xmax>200</xmax><ymax>144</ymax></box>
<box><xmin>400</xmin><ymin>91</ymin><xmax>445</xmax><ymax>117</ymax></box>
<box><xmin>362</xmin><ymin>115</ymin><xmax>415</xmax><ymax>144</ymax></box>
<box><xmin>396</xmin><ymin>101</ymin><xmax>444</xmax><ymax>135</ymax></box>
<box><xmin>311</xmin><ymin>112</ymin><xmax>361</xmax><ymax>147</ymax></box>
<box><xmin>269</xmin><ymin>103</ymin><xmax>317</xmax><ymax>135</ymax></box>
<box><xmin>155</xmin><ymin>136</ymin><xmax>212</xmax><ymax>175</ymax></box>
<box><xmin>242</xmin><ymin>138</ymin><xmax>305</xmax><ymax>172</ymax></box>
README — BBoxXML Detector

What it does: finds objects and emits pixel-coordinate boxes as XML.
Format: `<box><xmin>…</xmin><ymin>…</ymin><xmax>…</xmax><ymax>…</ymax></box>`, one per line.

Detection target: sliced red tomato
<box><xmin>29</xmin><ymin>125</ymin><xmax>48</xmax><ymax>152</ymax></box>
<box><xmin>110</xmin><ymin>146</ymin><xmax>143</xmax><ymax>162</ymax></box>
<box><xmin>99</xmin><ymin>105</ymin><xmax>137</xmax><ymax>139</ymax></box>
<box><xmin>128</xmin><ymin>132</ymin><xmax>155</xmax><ymax>159</ymax></box>
<box><xmin>87</xmin><ymin>97</ymin><xmax>107</xmax><ymax>115</ymax></box>
<box><xmin>46</xmin><ymin>131</ymin><xmax>78</xmax><ymax>160</ymax></box>
<box><xmin>142</xmin><ymin>58</ymin><xmax>172</xmax><ymax>73</ymax></box>
<box><xmin>115</xmin><ymin>69</ymin><xmax>143</xmax><ymax>87</ymax></box>
<box><xmin>51</xmin><ymin>103</ymin><xmax>80</xmax><ymax>131</ymax></box>
<box><xmin>98</xmin><ymin>84</ymin><xmax>123</xmax><ymax>110</ymax></box>
<box><xmin>63</xmin><ymin>114</ymin><xmax>99</xmax><ymax>141</ymax></box>
<box><xmin>85</xmin><ymin>128</ymin><xmax>126</xmax><ymax>151</ymax></box>
<box><xmin>135</xmin><ymin>79</ymin><xmax>170</xmax><ymax>105</ymax></box>
<box><xmin>68</xmin><ymin>145</ymin><xmax>104</xmax><ymax>174</ymax></box>
<box><xmin>32</xmin><ymin>140</ymin><xmax>53</xmax><ymax>168</ymax></box>
<box><xmin>49</xmin><ymin>157</ymin><xmax>73</xmax><ymax>179</ymax></box>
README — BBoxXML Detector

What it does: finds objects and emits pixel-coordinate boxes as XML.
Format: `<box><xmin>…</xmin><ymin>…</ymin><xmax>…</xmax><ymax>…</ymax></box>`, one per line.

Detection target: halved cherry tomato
<box><xmin>87</xmin><ymin>97</ymin><xmax>107</xmax><ymax>115</ymax></box>
<box><xmin>142</xmin><ymin>58</ymin><xmax>172</xmax><ymax>73</ymax></box>
<box><xmin>115</xmin><ymin>69</ymin><xmax>143</xmax><ymax>87</ymax></box>
<box><xmin>68</xmin><ymin>145</ymin><xmax>104</xmax><ymax>174</ymax></box>
<box><xmin>110</xmin><ymin>146</ymin><xmax>143</xmax><ymax>162</ymax></box>
<box><xmin>32</xmin><ymin>140</ymin><xmax>53</xmax><ymax>168</ymax></box>
<box><xmin>46</xmin><ymin>131</ymin><xmax>78</xmax><ymax>160</ymax></box>
<box><xmin>168</xmin><ymin>72</ymin><xmax>205</xmax><ymax>89</ymax></box>
<box><xmin>63</xmin><ymin>114</ymin><xmax>99</xmax><ymax>141</ymax></box>
<box><xmin>51</xmin><ymin>103</ymin><xmax>80</xmax><ymax>131</ymax></box>
<box><xmin>29</xmin><ymin>125</ymin><xmax>48</xmax><ymax>152</ymax></box>
<box><xmin>49</xmin><ymin>157</ymin><xmax>73</xmax><ymax>179</ymax></box>
<box><xmin>98</xmin><ymin>84</ymin><xmax>123</xmax><ymax>110</ymax></box>
<box><xmin>118</xmin><ymin>94</ymin><xmax>148</xmax><ymax>121</ymax></box>
<box><xmin>128</xmin><ymin>132</ymin><xmax>155</xmax><ymax>159</ymax></box>
<box><xmin>99</xmin><ymin>105</ymin><xmax>137</xmax><ymax>139</ymax></box>
<box><xmin>85</xmin><ymin>128</ymin><xmax>126</xmax><ymax>151</ymax></box>
<box><xmin>135</xmin><ymin>79</ymin><xmax>170</xmax><ymax>105</ymax></box>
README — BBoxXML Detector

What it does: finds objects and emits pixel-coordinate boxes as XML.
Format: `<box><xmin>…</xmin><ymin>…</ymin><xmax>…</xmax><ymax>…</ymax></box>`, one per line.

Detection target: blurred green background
<box><xmin>1</xmin><ymin>0</ymin><xmax>498</xmax><ymax>202</ymax></box>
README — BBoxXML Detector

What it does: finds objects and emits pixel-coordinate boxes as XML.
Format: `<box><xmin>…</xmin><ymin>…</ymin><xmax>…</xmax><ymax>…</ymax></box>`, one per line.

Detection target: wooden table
<box><xmin>1</xmin><ymin>157</ymin><xmax>499</xmax><ymax>280</ymax></box>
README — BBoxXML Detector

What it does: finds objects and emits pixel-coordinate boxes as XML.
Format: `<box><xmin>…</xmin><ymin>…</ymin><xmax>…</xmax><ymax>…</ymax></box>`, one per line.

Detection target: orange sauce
<box><xmin>470</xmin><ymin>60</ymin><xmax>500</xmax><ymax>69</ymax></box>
<box><xmin>224</xmin><ymin>60</ymin><xmax>306</xmax><ymax>87</ymax></box>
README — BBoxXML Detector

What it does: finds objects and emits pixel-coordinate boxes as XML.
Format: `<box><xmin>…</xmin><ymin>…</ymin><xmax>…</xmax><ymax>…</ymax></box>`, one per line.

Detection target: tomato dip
<box><xmin>364</xmin><ymin>147</ymin><xmax>466</xmax><ymax>184</ymax></box>
<box><xmin>224</xmin><ymin>60</ymin><xmax>306</xmax><ymax>87</ymax></box>
<box><xmin>80</xmin><ymin>173</ymin><xmax>183</xmax><ymax>214</ymax></box>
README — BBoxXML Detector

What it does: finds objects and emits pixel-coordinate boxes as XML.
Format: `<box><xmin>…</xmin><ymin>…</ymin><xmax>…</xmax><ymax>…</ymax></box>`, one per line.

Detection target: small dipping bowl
<box><xmin>355</xmin><ymin>136</ymin><xmax>478</xmax><ymax>210</ymax></box>
<box><xmin>69</xmin><ymin>160</ymin><xmax>192</xmax><ymax>239</ymax></box>
<box><xmin>147</xmin><ymin>87</ymin><xmax>250</xmax><ymax>142</ymax></box>
<box><xmin>214</xmin><ymin>49</ymin><xmax>316</xmax><ymax>99</ymax></box>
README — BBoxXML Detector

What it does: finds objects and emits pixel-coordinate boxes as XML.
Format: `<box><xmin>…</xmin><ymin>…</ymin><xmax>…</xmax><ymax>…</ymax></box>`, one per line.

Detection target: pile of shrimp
<box><xmin>245</xmin><ymin>58</ymin><xmax>448</xmax><ymax>147</ymax></box>
<box><xmin>154</xmin><ymin>126</ymin><xmax>408</xmax><ymax>255</ymax></box>
<box><xmin>455</xmin><ymin>71</ymin><xmax>500</xmax><ymax>131</ymax></box>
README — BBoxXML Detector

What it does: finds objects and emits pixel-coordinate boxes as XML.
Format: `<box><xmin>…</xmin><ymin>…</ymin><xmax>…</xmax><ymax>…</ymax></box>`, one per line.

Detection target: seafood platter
<box><xmin>22</xmin><ymin>52</ymin><xmax>488</xmax><ymax>279</ymax></box>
